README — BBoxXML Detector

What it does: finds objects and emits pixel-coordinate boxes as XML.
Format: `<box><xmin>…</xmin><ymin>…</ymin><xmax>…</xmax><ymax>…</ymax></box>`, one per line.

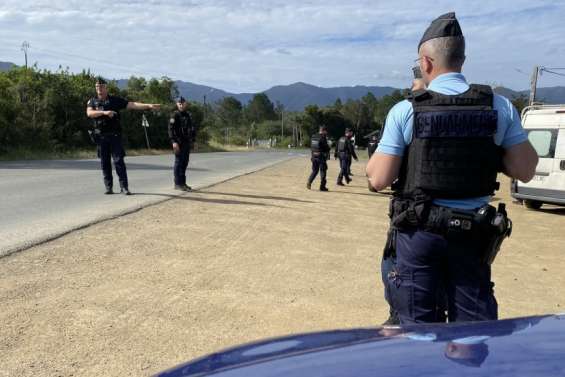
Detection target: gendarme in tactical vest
<box><xmin>394</xmin><ymin>84</ymin><xmax>502</xmax><ymax>200</ymax></box>
<box><xmin>337</xmin><ymin>137</ymin><xmax>348</xmax><ymax>154</ymax></box>
<box><xmin>311</xmin><ymin>134</ymin><xmax>322</xmax><ymax>154</ymax></box>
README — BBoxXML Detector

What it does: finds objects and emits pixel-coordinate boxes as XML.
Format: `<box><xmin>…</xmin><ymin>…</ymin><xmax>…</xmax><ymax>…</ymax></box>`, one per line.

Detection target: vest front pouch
<box><xmin>399</xmin><ymin>85</ymin><xmax>502</xmax><ymax>199</ymax></box>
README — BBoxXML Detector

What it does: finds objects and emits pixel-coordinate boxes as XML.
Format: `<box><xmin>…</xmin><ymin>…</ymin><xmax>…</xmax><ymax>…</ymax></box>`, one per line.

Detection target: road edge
<box><xmin>0</xmin><ymin>155</ymin><xmax>298</xmax><ymax>259</ymax></box>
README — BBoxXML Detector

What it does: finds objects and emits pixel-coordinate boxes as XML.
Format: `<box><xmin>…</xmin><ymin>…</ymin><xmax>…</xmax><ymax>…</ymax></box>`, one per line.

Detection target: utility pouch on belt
<box><xmin>389</xmin><ymin>194</ymin><xmax>431</xmax><ymax>229</ymax></box>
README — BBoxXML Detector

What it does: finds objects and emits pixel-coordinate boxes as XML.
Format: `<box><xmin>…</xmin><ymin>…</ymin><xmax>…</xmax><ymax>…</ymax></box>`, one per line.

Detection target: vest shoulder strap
<box><xmin>411</xmin><ymin>84</ymin><xmax>494</xmax><ymax>108</ymax></box>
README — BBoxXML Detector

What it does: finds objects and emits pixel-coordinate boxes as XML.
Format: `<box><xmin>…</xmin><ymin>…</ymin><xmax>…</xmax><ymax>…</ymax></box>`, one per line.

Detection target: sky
<box><xmin>1</xmin><ymin>0</ymin><xmax>565</xmax><ymax>93</ymax></box>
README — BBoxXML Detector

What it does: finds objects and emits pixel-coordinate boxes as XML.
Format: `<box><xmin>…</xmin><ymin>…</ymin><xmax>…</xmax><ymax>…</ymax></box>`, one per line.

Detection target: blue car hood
<box><xmin>155</xmin><ymin>314</ymin><xmax>565</xmax><ymax>377</ymax></box>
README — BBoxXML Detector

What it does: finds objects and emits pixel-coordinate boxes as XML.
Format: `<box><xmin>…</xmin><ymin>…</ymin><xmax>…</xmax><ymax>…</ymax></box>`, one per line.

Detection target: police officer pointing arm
<box><xmin>366</xmin><ymin>13</ymin><xmax>538</xmax><ymax>324</ymax></box>
<box><xmin>86</xmin><ymin>77</ymin><xmax>160</xmax><ymax>195</ymax></box>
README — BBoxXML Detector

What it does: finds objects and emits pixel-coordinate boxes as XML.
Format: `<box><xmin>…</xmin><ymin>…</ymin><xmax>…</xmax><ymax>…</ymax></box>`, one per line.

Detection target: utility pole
<box><xmin>203</xmin><ymin>95</ymin><xmax>207</xmax><ymax>121</ymax></box>
<box><xmin>529</xmin><ymin>66</ymin><xmax>539</xmax><ymax>105</ymax></box>
<box><xmin>281</xmin><ymin>110</ymin><xmax>284</xmax><ymax>141</ymax></box>
<box><xmin>21</xmin><ymin>41</ymin><xmax>30</xmax><ymax>69</ymax></box>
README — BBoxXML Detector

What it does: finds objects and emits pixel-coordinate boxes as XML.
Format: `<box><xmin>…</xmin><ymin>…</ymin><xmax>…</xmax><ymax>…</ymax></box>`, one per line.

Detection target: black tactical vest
<box><xmin>396</xmin><ymin>84</ymin><xmax>502</xmax><ymax>199</ymax></box>
<box><xmin>337</xmin><ymin>137</ymin><xmax>347</xmax><ymax>153</ymax></box>
<box><xmin>311</xmin><ymin>134</ymin><xmax>321</xmax><ymax>153</ymax></box>
<box><xmin>173</xmin><ymin>111</ymin><xmax>193</xmax><ymax>140</ymax></box>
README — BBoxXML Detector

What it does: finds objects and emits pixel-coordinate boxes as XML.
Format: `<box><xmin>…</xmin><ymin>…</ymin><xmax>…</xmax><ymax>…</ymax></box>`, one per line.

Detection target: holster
<box><xmin>478</xmin><ymin>203</ymin><xmax>512</xmax><ymax>265</ymax></box>
<box><xmin>383</xmin><ymin>228</ymin><xmax>397</xmax><ymax>259</ymax></box>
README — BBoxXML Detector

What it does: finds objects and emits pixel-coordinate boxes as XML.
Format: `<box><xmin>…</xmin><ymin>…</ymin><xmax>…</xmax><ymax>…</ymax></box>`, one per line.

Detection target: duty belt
<box><xmin>390</xmin><ymin>197</ymin><xmax>493</xmax><ymax>236</ymax></box>
<box><xmin>387</xmin><ymin>197</ymin><xmax>512</xmax><ymax>265</ymax></box>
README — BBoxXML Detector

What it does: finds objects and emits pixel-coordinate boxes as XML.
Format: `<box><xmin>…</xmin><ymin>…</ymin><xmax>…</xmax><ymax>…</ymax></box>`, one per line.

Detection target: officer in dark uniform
<box><xmin>367</xmin><ymin>133</ymin><xmax>379</xmax><ymax>158</ymax></box>
<box><xmin>86</xmin><ymin>77</ymin><xmax>161</xmax><ymax>195</ymax></box>
<box><xmin>307</xmin><ymin>125</ymin><xmax>330</xmax><ymax>191</ymax></box>
<box><xmin>169</xmin><ymin>96</ymin><xmax>196</xmax><ymax>191</ymax></box>
<box><xmin>335</xmin><ymin>128</ymin><xmax>358</xmax><ymax>186</ymax></box>
<box><xmin>367</xmin><ymin>13</ymin><xmax>538</xmax><ymax>324</ymax></box>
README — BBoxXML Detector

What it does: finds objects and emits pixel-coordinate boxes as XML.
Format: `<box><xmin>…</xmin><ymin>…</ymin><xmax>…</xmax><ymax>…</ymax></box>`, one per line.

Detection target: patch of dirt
<box><xmin>1</xmin><ymin>158</ymin><xmax>563</xmax><ymax>376</ymax></box>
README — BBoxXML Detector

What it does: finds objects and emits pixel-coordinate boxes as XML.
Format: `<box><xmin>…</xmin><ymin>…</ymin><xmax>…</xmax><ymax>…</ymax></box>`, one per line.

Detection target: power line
<box><xmin>514</xmin><ymin>68</ymin><xmax>529</xmax><ymax>77</ymax></box>
<box><xmin>540</xmin><ymin>68</ymin><xmax>565</xmax><ymax>78</ymax></box>
<box><xmin>14</xmin><ymin>43</ymin><xmax>183</xmax><ymax>81</ymax></box>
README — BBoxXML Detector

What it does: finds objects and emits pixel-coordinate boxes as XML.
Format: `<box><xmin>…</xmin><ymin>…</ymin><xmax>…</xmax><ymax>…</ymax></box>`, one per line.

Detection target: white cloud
<box><xmin>0</xmin><ymin>0</ymin><xmax>564</xmax><ymax>92</ymax></box>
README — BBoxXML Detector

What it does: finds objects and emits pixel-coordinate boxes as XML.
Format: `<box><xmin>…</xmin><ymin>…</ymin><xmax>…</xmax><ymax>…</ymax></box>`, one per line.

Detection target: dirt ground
<box><xmin>1</xmin><ymin>157</ymin><xmax>564</xmax><ymax>377</ymax></box>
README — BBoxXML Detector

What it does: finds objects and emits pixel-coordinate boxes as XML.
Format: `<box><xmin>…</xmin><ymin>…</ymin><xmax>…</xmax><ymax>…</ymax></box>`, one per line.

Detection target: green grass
<box><xmin>0</xmin><ymin>141</ymin><xmax>310</xmax><ymax>162</ymax></box>
<box><xmin>0</xmin><ymin>144</ymin><xmax>232</xmax><ymax>162</ymax></box>
<box><xmin>0</xmin><ymin>147</ymin><xmax>98</xmax><ymax>161</ymax></box>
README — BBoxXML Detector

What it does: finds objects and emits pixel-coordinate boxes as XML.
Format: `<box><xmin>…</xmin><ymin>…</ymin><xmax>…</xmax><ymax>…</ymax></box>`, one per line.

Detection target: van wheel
<box><xmin>524</xmin><ymin>200</ymin><xmax>542</xmax><ymax>210</ymax></box>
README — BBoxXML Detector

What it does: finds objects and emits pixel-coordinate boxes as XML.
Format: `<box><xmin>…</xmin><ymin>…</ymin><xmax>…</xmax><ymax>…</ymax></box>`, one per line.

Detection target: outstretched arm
<box><xmin>127</xmin><ymin>102</ymin><xmax>161</xmax><ymax>111</ymax></box>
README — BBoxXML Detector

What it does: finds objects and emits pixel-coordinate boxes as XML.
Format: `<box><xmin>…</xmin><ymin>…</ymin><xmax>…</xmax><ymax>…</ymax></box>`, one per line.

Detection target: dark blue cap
<box><xmin>175</xmin><ymin>96</ymin><xmax>186</xmax><ymax>103</ymax></box>
<box><xmin>418</xmin><ymin>12</ymin><xmax>463</xmax><ymax>51</ymax></box>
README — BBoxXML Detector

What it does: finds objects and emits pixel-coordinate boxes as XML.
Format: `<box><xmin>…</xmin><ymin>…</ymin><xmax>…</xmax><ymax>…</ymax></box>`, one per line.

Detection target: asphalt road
<box><xmin>0</xmin><ymin>151</ymin><xmax>297</xmax><ymax>257</ymax></box>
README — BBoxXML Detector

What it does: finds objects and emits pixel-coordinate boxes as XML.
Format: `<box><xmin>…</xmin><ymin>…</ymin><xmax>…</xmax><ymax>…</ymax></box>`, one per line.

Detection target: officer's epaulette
<box><xmin>405</xmin><ymin>89</ymin><xmax>432</xmax><ymax>103</ymax></box>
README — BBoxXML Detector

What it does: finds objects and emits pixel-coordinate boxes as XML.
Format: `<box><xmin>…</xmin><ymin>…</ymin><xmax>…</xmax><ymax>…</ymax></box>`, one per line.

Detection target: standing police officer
<box><xmin>367</xmin><ymin>133</ymin><xmax>379</xmax><ymax>158</ymax></box>
<box><xmin>169</xmin><ymin>96</ymin><xmax>196</xmax><ymax>191</ymax></box>
<box><xmin>367</xmin><ymin>13</ymin><xmax>538</xmax><ymax>324</ymax></box>
<box><xmin>335</xmin><ymin>128</ymin><xmax>358</xmax><ymax>186</ymax></box>
<box><xmin>86</xmin><ymin>77</ymin><xmax>161</xmax><ymax>195</ymax></box>
<box><xmin>307</xmin><ymin>125</ymin><xmax>330</xmax><ymax>191</ymax></box>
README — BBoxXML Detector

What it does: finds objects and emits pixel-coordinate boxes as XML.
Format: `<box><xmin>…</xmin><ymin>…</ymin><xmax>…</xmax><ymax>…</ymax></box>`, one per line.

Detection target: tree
<box><xmin>245</xmin><ymin>93</ymin><xmax>277</xmax><ymax>123</ymax></box>
<box><xmin>216</xmin><ymin>96</ymin><xmax>243</xmax><ymax>128</ymax></box>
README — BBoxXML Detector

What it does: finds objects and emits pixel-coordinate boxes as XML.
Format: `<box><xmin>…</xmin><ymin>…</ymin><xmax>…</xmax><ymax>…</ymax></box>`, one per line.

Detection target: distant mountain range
<box><xmin>0</xmin><ymin>61</ymin><xmax>16</xmax><ymax>71</ymax></box>
<box><xmin>492</xmin><ymin>86</ymin><xmax>565</xmax><ymax>105</ymax></box>
<box><xmin>3</xmin><ymin>60</ymin><xmax>565</xmax><ymax>110</ymax></box>
<box><xmin>173</xmin><ymin>81</ymin><xmax>398</xmax><ymax>111</ymax></box>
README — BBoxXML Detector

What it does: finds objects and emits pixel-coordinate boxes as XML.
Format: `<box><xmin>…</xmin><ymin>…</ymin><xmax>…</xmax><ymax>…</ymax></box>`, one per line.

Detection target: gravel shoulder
<box><xmin>1</xmin><ymin>157</ymin><xmax>564</xmax><ymax>377</ymax></box>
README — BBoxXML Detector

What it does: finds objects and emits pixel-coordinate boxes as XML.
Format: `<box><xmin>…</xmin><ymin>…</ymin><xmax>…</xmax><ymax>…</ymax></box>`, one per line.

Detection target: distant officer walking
<box><xmin>86</xmin><ymin>77</ymin><xmax>161</xmax><ymax>195</ymax></box>
<box><xmin>367</xmin><ymin>134</ymin><xmax>379</xmax><ymax>158</ymax></box>
<box><xmin>169</xmin><ymin>96</ymin><xmax>196</xmax><ymax>191</ymax></box>
<box><xmin>307</xmin><ymin>125</ymin><xmax>330</xmax><ymax>191</ymax></box>
<box><xmin>367</xmin><ymin>12</ymin><xmax>538</xmax><ymax>324</ymax></box>
<box><xmin>335</xmin><ymin>128</ymin><xmax>358</xmax><ymax>186</ymax></box>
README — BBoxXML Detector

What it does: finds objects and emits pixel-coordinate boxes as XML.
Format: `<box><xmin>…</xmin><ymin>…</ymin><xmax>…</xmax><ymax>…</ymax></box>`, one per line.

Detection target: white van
<box><xmin>511</xmin><ymin>105</ymin><xmax>565</xmax><ymax>209</ymax></box>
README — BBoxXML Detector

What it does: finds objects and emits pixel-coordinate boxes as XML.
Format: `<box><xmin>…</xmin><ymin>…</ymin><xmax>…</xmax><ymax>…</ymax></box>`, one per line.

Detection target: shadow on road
<box><xmin>0</xmin><ymin>160</ymin><xmax>210</xmax><ymax>172</ymax></box>
<box><xmin>133</xmin><ymin>192</ymin><xmax>280</xmax><ymax>207</ymax></box>
<box><xmin>197</xmin><ymin>190</ymin><xmax>314</xmax><ymax>203</ymax></box>
<box><xmin>537</xmin><ymin>207</ymin><xmax>565</xmax><ymax>216</ymax></box>
<box><xmin>329</xmin><ymin>190</ymin><xmax>393</xmax><ymax>198</ymax></box>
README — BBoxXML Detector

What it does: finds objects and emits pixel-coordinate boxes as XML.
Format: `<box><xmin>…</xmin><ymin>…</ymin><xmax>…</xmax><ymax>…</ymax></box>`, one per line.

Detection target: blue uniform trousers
<box><xmin>98</xmin><ymin>134</ymin><xmax>128</xmax><ymax>190</ymax></box>
<box><xmin>337</xmin><ymin>152</ymin><xmax>351</xmax><ymax>183</ymax></box>
<box><xmin>387</xmin><ymin>229</ymin><xmax>497</xmax><ymax>324</ymax></box>
<box><xmin>308</xmin><ymin>156</ymin><xmax>327</xmax><ymax>188</ymax></box>
<box><xmin>173</xmin><ymin>142</ymin><xmax>191</xmax><ymax>186</ymax></box>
